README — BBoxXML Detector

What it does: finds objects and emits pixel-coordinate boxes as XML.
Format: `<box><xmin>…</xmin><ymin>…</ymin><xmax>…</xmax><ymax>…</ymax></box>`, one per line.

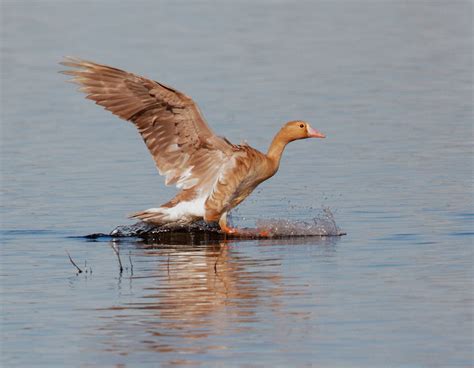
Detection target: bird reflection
<box><xmin>132</xmin><ymin>240</ymin><xmax>283</xmax><ymax>327</ymax></box>
<box><xmin>97</xmin><ymin>236</ymin><xmax>336</xmax><ymax>359</ymax></box>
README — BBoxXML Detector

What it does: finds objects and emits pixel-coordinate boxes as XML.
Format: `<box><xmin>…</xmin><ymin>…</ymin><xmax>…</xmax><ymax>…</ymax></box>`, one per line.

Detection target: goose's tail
<box><xmin>129</xmin><ymin>201</ymin><xmax>205</xmax><ymax>226</ymax></box>
<box><xmin>129</xmin><ymin>209</ymin><xmax>168</xmax><ymax>224</ymax></box>
<box><xmin>129</xmin><ymin>192</ymin><xmax>207</xmax><ymax>226</ymax></box>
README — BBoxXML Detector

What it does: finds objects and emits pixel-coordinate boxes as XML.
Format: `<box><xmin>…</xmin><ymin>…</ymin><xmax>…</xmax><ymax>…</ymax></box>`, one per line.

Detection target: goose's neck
<box><xmin>266</xmin><ymin>129</ymin><xmax>291</xmax><ymax>170</ymax></box>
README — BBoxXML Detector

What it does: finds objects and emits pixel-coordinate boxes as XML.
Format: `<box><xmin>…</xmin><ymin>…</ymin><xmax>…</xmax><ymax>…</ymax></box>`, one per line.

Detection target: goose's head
<box><xmin>280</xmin><ymin>120</ymin><xmax>326</xmax><ymax>142</ymax></box>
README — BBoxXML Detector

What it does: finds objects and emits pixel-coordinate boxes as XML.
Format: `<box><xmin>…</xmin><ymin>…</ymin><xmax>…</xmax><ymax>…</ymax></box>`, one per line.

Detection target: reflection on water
<box><xmin>97</xmin><ymin>237</ymin><xmax>336</xmax><ymax>361</ymax></box>
<box><xmin>1</xmin><ymin>0</ymin><xmax>472</xmax><ymax>366</ymax></box>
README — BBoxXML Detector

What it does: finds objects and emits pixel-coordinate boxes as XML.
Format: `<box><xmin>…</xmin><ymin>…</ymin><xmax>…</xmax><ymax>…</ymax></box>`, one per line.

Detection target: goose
<box><xmin>61</xmin><ymin>58</ymin><xmax>325</xmax><ymax>235</ymax></box>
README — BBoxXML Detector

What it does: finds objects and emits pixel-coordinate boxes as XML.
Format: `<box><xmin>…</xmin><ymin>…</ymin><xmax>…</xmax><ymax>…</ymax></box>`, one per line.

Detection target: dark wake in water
<box><xmin>84</xmin><ymin>208</ymin><xmax>345</xmax><ymax>241</ymax></box>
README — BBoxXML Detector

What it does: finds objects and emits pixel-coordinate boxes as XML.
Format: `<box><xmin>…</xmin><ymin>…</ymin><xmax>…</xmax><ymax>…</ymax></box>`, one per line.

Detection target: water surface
<box><xmin>1</xmin><ymin>1</ymin><xmax>472</xmax><ymax>367</ymax></box>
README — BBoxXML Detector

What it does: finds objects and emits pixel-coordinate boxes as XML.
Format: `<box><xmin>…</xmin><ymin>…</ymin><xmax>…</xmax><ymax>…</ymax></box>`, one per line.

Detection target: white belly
<box><xmin>146</xmin><ymin>196</ymin><xmax>206</xmax><ymax>223</ymax></box>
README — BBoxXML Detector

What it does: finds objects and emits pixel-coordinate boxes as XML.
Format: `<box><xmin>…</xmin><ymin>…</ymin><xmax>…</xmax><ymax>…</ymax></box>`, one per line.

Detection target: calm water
<box><xmin>1</xmin><ymin>1</ymin><xmax>473</xmax><ymax>367</ymax></box>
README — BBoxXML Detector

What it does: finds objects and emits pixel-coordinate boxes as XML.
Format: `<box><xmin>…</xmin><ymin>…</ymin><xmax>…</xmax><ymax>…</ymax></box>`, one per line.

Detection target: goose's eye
<box><xmin>299</xmin><ymin>124</ymin><xmax>304</xmax><ymax>128</ymax></box>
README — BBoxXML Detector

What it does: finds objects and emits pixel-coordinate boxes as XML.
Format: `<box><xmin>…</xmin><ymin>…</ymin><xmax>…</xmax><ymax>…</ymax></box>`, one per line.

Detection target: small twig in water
<box><xmin>66</xmin><ymin>251</ymin><xmax>83</xmax><ymax>273</ymax></box>
<box><xmin>129</xmin><ymin>251</ymin><xmax>133</xmax><ymax>276</ymax></box>
<box><xmin>110</xmin><ymin>243</ymin><xmax>123</xmax><ymax>274</ymax></box>
<box><xmin>214</xmin><ymin>243</ymin><xmax>227</xmax><ymax>275</ymax></box>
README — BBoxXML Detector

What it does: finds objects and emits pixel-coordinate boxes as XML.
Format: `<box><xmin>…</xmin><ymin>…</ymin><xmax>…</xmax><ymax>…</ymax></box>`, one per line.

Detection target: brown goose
<box><xmin>61</xmin><ymin>57</ymin><xmax>325</xmax><ymax>235</ymax></box>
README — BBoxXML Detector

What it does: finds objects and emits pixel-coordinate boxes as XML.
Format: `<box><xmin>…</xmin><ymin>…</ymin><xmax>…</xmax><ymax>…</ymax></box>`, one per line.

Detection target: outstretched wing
<box><xmin>60</xmin><ymin>57</ymin><xmax>234</xmax><ymax>191</ymax></box>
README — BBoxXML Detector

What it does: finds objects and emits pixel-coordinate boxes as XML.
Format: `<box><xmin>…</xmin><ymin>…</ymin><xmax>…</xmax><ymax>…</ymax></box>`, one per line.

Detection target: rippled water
<box><xmin>1</xmin><ymin>1</ymin><xmax>473</xmax><ymax>367</ymax></box>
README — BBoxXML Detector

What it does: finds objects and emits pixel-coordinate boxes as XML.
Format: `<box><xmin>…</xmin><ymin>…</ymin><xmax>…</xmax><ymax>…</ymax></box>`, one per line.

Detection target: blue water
<box><xmin>1</xmin><ymin>1</ymin><xmax>472</xmax><ymax>367</ymax></box>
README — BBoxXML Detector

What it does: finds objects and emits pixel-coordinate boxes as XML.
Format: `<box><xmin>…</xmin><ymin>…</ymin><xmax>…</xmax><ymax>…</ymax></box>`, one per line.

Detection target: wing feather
<box><xmin>61</xmin><ymin>57</ymin><xmax>235</xmax><ymax>192</ymax></box>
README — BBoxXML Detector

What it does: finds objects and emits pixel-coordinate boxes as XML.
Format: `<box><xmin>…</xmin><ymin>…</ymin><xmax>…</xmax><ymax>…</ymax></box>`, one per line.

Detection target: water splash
<box><xmin>100</xmin><ymin>207</ymin><xmax>345</xmax><ymax>240</ymax></box>
<box><xmin>255</xmin><ymin>207</ymin><xmax>345</xmax><ymax>237</ymax></box>
<box><xmin>108</xmin><ymin>220</ymin><xmax>220</xmax><ymax>237</ymax></box>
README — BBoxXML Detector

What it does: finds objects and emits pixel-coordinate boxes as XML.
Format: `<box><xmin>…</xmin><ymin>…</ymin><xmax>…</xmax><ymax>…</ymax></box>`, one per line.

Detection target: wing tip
<box><xmin>59</xmin><ymin>56</ymin><xmax>105</xmax><ymax>72</ymax></box>
<box><xmin>59</xmin><ymin>56</ymin><xmax>83</xmax><ymax>67</ymax></box>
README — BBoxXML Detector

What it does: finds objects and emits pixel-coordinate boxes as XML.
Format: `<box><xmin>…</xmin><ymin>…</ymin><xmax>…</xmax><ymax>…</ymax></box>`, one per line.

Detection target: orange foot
<box><xmin>258</xmin><ymin>229</ymin><xmax>271</xmax><ymax>237</ymax></box>
<box><xmin>220</xmin><ymin>224</ymin><xmax>239</xmax><ymax>235</ymax></box>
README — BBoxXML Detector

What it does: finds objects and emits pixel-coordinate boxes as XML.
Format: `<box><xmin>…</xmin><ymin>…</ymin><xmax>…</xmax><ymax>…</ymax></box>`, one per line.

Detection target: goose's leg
<box><xmin>218</xmin><ymin>212</ymin><xmax>238</xmax><ymax>235</ymax></box>
<box><xmin>218</xmin><ymin>212</ymin><xmax>271</xmax><ymax>237</ymax></box>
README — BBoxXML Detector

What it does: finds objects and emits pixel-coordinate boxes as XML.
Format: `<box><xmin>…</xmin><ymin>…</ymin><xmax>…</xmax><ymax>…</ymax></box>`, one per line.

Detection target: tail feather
<box><xmin>129</xmin><ymin>209</ymin><xmax>166</xmax><ymax>224</ymax></box>
<box><xmin>129</xmin><ymin>196</ymin><xmax>206</xmax><ymax>226</ymax></box>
